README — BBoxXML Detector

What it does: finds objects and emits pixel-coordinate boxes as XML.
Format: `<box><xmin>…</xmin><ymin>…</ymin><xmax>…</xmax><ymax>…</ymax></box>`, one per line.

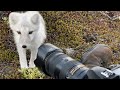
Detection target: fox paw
<box><xmin>21</xmin><ymin>65</ymin><xmax>28</xmax><ymax>69</ymax></box>
<box><xmin>29</xmin><ymin>63</ymin><xmax>35</xmax><ymax>68</ymax></box>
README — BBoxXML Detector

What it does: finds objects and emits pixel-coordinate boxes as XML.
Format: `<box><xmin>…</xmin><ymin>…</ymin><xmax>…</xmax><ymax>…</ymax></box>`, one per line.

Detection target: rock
<box><xmin>81</xmin><ymin>44</ymin><xmax>113</xmax><ymax>68</ymax></box>
<box><xmin>83</xmin><ymin>33</ymin><xmax>97</xmax><ymax>43</ymax></box>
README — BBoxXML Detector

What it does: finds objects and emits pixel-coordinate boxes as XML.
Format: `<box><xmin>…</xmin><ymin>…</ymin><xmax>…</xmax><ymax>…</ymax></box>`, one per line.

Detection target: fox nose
<box><xmin>22</xmin><ymin>45</ymin><xmax>27</xmax><ymax>48</ymax></box>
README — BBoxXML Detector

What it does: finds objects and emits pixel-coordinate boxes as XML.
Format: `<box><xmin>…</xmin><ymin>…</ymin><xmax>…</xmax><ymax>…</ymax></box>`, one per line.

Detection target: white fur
<box><xmin>9</xmin><ymin>11</ymin><xmax>46</xmax><ymax>68</ymax></box>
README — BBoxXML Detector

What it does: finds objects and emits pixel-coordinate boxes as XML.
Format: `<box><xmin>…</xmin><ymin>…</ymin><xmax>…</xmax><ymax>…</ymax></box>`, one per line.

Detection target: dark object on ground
<box><xmin>34</xmin><ymin>43</ymin><xmax>89</xmax><ymax>79</ymax></box>
<box><xmin>83</xmin><ymin>33</ymin><xmax>97</xmax><ymax>43</ymax></box>
<box><xmin>81</xmin><ymin>44</ymin><xmax>113</xmax><ymax>68</ymax></box>
<box><xmin>34</xmin><ymin>43</ymin><xmax>120</xmax><ymax>79</ymax></box>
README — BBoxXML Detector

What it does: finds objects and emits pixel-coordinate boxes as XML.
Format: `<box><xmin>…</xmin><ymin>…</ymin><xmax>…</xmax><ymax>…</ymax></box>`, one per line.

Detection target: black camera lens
<box><xmin>34</xmin><ymin>43</ymin><xmax>62</xmax><ymax>76</ymax></box>
<box><xmin>34</xmin><ymin>43</ymin><xmax>89</xmax><ymax>79</ymax></box>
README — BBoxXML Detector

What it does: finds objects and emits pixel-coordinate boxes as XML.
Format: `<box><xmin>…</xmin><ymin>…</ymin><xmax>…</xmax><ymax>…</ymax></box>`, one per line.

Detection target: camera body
<box><xmin>34</xmin><ymin>43</ymin><xmax>120</xmax><ymax>79</ymax></box>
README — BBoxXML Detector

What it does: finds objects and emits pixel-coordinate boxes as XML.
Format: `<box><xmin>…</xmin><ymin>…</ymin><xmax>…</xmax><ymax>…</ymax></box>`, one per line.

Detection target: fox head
<box><xmin>9</xmin><ymin>11</ymin><xmax>46</xmax><ymax>49</ymax></box>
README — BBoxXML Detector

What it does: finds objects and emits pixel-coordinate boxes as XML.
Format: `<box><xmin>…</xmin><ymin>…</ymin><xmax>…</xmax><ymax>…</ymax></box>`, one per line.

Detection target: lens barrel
<box><xmin>34</xmin><ymin>43</ymin><xmax>89</xmax><ymax>79</ymax></box>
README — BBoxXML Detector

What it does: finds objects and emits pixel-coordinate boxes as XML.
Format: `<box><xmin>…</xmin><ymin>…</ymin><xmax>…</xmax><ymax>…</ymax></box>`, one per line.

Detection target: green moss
<box><xmin>40</xmin><ymin>11</ymin><xmax>85</xmax><ymax>48</ymax></box>
<box><xmin>19</xmin><ymin>68</ymin><xmax>45</xmax><ymax>79</ymax></box>
<box><xmin>0</xmin><ymin>49</ymin><xmax>18</xmax><ymax>61</ymax></box>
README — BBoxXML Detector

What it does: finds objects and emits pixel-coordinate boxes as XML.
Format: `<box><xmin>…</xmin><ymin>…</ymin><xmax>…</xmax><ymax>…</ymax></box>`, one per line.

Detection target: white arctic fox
<box><xmin>9</xmin><ymin>11</ymin><xmax>46</xmax><ymax>68</ymax></box>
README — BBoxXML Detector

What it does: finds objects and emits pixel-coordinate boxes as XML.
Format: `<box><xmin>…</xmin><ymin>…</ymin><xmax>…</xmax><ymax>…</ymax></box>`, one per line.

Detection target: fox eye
<box><xmin>29</xmin><ymin>31</ymin><xmax>33</xmax><ymax>34</ymax></box>
<box><xmin>17</xmin><ymin>31</ymin><xmax>21</xmax><ymax>34</ymax></box>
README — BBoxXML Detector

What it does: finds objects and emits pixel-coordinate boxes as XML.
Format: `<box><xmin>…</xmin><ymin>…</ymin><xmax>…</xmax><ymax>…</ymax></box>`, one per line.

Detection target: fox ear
<box><xmin>31</xmin><ymin>13</ymin><xmax>39</xmax><ymax>25</ymax></box>
<box><xmin>9</xmin><ymin>12</ymin><xmax>19</xmax><ymax>25</ymax></box>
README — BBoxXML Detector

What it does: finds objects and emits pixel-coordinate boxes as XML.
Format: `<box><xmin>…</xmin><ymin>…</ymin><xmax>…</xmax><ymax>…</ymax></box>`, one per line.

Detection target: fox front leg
<box><xmin>17</xmin><ymin>46</ymin><xmax>28</xmax><ymax>68</ymax></box>
<box><xmin>29</xmin><ymin>48</ymin><xmax>38</xmax><ymax>68</ymax></box>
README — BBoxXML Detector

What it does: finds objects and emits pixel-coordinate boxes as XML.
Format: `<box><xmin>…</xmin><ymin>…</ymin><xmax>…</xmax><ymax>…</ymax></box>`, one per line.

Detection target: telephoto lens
<box><xmin>34</xmin><ymin>43</ymin><xmax>89</xmax><ymax>79</ymax></box>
